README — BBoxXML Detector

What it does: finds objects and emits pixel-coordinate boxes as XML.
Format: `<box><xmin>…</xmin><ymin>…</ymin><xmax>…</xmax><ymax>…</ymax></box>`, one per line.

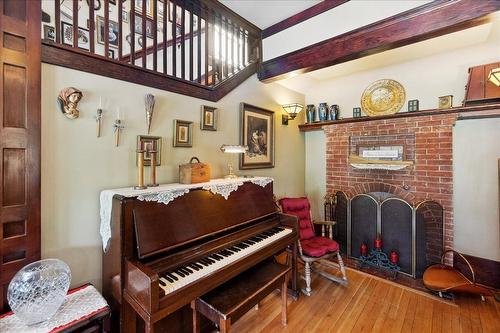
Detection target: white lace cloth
<box><xmin>99</xmin><ymin>177</ymin><xmax>273</xmax><ymax>251</ymax></box>
<box><xmin>0</xmin><ymin>285</ymin><xmax>108</xmax><ymax>333</ymax></box>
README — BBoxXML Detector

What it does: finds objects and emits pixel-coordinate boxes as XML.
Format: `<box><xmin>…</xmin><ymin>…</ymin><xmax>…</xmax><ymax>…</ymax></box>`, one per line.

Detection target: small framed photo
<box><xmin>108</xmin><ymin>49</ymin><xmax>115</xmax><ymax>59</ymax></box>
<box><xmin>438</xmin><ymin>95</ymin><xmax>453</xmax><ymax>109</ymax></box>
<box><xmin>96</xmin><ymin>16</ymin><xmax>119</xmax><ymax>48</ymax></box>
<box><xmin>135</xmin><ymin>0</ymin><xmax>154</xmax><ymax>18</ymax></box>
<box><xmin>137</xmin><ymin>135</ymin><xmax>161</xmax><ymax>166</ymax></box>
<box><xmin>43</xmin><ymin>24</ymin><xmax>55</xmax><ymax>41</ymax></box>
<box><xmin>408</xmin><ymin>99</ymin><xmax>419</xmax><ymax>112</ymax></box>
<box><xmin>61</xmin><ymin>22</ymin><xmax>90</xmax><ymax>50</ymax></box>
<box><xmin>173</xmin><ymin>120</ymin><xmax>193</xmax><ymax>147</ymax></box>
<box><xmin>201</xmin><ymin>105</ymin><xmax>217</xmax><ymax>131</ymax></box>
<box><xmin>353</xmin><ymin>107</ymin><xmax>362</xmax><ymax>118</ymax></box>
<box><xmin>122</xmin><ymin>10</ymin><xmax>129</xmax><ymax>23</ymax></box>
<box><xmin>240</xmin><ymin>103</ymin><xmax>274</xmax><ymax>169</ymax></box>
<box><xmin>134</xmin><ymin>14</ymin><xmax>155</xmax><ymax>38</ymax></box>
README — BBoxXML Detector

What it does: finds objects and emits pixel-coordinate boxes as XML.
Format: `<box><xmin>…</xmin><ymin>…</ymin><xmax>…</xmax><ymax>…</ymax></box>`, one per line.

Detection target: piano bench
<box><xmin>191</xmin><ymin>260</ymin><xmax>290</xmax><ymax>333</ymax></box>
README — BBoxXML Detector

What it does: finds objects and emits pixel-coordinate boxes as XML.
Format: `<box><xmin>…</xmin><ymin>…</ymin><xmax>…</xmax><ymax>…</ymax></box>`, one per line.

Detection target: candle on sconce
<box><xmin>99</xmin><ymin>96</ymin><xmax>102</xmax><ymax>109</ymax></box>
<box><xmin>390</xmin><ymin>250</ymin><xmax>399</xmax><ymax>264</ymax></box>
<box><xmin>116</xmin><ymin>107</ymin><xmax>121</xmax><ymax>120</ymax></box>
<box><xmin>374</xmin><ymin>237</ymin><xmax>382</xmax><ymax>250</ymax></box>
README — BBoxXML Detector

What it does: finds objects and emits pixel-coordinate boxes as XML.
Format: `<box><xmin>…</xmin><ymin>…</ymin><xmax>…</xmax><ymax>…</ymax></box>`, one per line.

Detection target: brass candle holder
<box><xmin>113</xmin><ymin>119</ymin><xmax>124</xmax><ymax>147</ymax></box>
<box><xmin>148</xmin><ymin>150</ymin><xmax>159</xmax><ymax>187</ymax></box>
<box><xmin>134</xmin><ymin>149</ymin><xmax>147</xmax><ymax>190</ymax></box>
<box><xmin>95</xmin><ymin>109</ymin><xmax>103</xmax><ymax>137</ymax></box>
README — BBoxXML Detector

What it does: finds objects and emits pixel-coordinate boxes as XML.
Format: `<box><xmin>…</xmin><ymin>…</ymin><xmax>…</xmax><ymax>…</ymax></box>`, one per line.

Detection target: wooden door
<box><xmin>0</xmin><ymin>0</ymin><xmax>41</xmax><ymax>311</ymax></box>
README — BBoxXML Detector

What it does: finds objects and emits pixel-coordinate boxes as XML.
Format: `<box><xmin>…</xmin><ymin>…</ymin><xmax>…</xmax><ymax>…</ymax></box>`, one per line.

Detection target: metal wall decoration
<box><xmin>57</xmin><ymin>87</ymin><xmax>83</xmax><ymax>119</ymax></box>
<box><xmin>361</xmin><ymin>79</ymin><xmax>406</xmax><ymax>116</ymax></box>
<box><xmin>144</xmin><ymin>94</ymin><xmax>156</xmax><ymax>134</ymax></box>
<box><xmin>200</xmin><ymin>105</ymin><xmax>217</xmax><ymax>131</ymax></box>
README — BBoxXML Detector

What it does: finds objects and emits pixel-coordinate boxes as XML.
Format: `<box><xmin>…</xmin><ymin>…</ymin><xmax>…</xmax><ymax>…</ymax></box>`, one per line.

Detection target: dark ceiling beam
<box><xmin>262</xmin><ymin>0</ymin><xmax>349</xmax><ymax>38</ymax></box>
<box><xmin>258</xmin><ymin>0</ymin><xmax>500</xmax><ymax>83</ymax></box>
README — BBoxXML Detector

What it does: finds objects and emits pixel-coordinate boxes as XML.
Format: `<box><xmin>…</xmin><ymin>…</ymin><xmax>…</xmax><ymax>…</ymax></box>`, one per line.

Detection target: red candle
<box><xmin>390</xmin><ymin>250</ymin><xmax>399</xmax><ymax>264</ymax></box>
<box><xmin>360</xmin><ymin>243</ymin><xmax>368</xmax><ymax>256</ymax></box>
<box><xmin>374</xmin><ymin>238</ymin><xmax>382</xmax><ymax>249</ymax></box>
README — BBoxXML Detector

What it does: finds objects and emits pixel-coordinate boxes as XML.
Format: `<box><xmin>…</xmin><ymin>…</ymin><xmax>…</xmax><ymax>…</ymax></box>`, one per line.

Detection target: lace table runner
<box><xmin>99</xmin><ymin>177</ymin><xmax>273</xmax><ymax>251</ymax></box>
<box><xmin>0</xmin><ymin>285</ymin><xmax>108</xmax><ymax>333</ymax></box>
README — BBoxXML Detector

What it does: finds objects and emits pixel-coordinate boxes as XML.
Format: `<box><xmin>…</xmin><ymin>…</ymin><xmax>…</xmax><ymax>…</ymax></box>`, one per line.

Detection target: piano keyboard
<box><xmin>158</xmin><ymin>227</ymin><xmax>292</xmax><ymax>295</ymax></box>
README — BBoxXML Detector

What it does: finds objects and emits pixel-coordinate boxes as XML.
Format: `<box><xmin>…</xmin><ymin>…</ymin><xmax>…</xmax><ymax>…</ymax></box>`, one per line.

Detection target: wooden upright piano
<box><xmin>102</xmin><ymin>180</ymin><xmax>298</xmax><ymax>332</ymax></box>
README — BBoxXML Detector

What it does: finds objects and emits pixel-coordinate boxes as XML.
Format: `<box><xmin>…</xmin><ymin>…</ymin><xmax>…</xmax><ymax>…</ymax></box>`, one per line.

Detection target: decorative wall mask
<box><xmin>57</xmin><ymin>87</ymin><xmax>83</xmax><ymax>119</ymax></box>
<box><xmin>144</xmin><ymin>94</ymin><xmax>155</xmax><ymax>134</ymax></box>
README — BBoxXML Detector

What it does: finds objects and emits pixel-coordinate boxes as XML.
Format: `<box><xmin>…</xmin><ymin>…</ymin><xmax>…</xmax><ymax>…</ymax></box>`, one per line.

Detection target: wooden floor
<box><xmin>231</xmin><ymin>268</ymin><xmax>500</xmax><ymax>333</ymax></box>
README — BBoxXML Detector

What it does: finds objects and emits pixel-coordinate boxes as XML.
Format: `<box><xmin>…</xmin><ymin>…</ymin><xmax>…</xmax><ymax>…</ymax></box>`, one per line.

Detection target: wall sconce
<box><xmin>220</xmin><ymin>145</ymin><xmax>248</xmax><ymax>178</ymax></box>
<box><xmin>488</xmin><ymin>67</ymin><xmax>500</xmax><ymax>86</ymax></box>
<box><xmin>281</xmin><ymin>103</ymin><xmax>303</xmax><ymax>125</ymax></box>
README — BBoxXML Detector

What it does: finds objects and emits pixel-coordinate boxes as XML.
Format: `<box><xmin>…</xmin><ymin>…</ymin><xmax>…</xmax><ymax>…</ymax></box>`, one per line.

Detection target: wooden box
<box><xmin>179</xmin><ymin>157</ymin><xmax>211</xmax><ymax>184</ymax></box>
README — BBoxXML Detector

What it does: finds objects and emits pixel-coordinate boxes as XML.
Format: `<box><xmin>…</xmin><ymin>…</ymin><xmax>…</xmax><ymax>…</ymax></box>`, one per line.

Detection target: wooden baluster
<box><xmin>189</xmin><ymin>4</ymin><xmax>194</xmax><ymax>82</ymax></box>
<box><xmin>231</xmin><ymin>21</ymin><xmax>236</xmax><ymax>75</ymax></box>
<box><xmin>172</xmin><ymin>1</ymin><xmax>177</xmax><ymax>77</ymax></box>
<box><xmin>204</xmin><ymin>6</ymin><xmax>209</xmax><ymax>85</ymax></box>
<box><xmin>238</xmin><ymin>26</ymin><xmax>241</xmax><ymax>69</ymax></box>
<box><xmin>89</xmin><ymin>0</ymin><xmax>95</xmax><ymax>53</ymax></box>
<box><xmin>72</xmin><ymin>0</ymin><xmax>78</xmax><ymax>48</ymax></box>
<box><xmin>55</xmin><ymin>0</ymin><xmax>60</xmax><ymax>43</ymax></box>
<box><xmin>224</xmin><ymin>16</ymin><xmax>228</xmax><ymax>79</ymax></box>
<box><xmin>218</xmin><ymin>13</ymin><xmax>222</xmax><ymax>82</ymax></box>
<box><xmin>117</xmin><ymin>0</ymin><xmax>122</xmax><ymax>59</ymax></box>
<box><xmin>181</xmin><ymin>4</ymin><xmax>185</xmax><ymax>79</ymax></box>
<box><xmin>141</xmin><ymin>0</ymin><xmax>146</xmax><ymax>68</ymax></box>
<box><xmin>163</xmin><ymin>0</ymin><xmax>168</xmax><ymax>74</ymax></box>
<box><xmin>232</xmin><ymin>22</ymin><xmax>236</xmax><ymax>74</ymax></box>
<box><xmin>130</xmin><ymin>0</ymin><xmax>136</xmax><ymax>65</ymax></box>
<box><xmin>197</xmin><ymin>6</ymin><xmax>201</xmax><ymax>84</ymax></box>
<box><xmin>153</xmin><ymin>0</ymin><xmax>157</xmax><ymax>71</ymax></box>
<box><xmin>104</xmin><ymin>0</ymin><xmax>110</xmax><ymax>57</ymax></box>
<box><xmin>243</xmin><ymin>31</ymin><xmax>247</xmax><ymax>66</ymax></box>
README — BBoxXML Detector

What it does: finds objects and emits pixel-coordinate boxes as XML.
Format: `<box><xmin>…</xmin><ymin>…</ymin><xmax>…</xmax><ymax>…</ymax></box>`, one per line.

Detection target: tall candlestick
<box><xmin>113</xmin><ymin>119</ymin><xmax>124</xmax><ymax>147</ymax></box>
<box><xmin>148</xmin><ymin>150</ymin><xmax>159</xmax><ymax>187</ymax></box>
<box><xmin>96</xmin><ymin>109</ymin><xmax>103</xmax><ymax>138</ymax></box>
<box><xmin>134</xmin><ymin>150</ymin><xmax>147</xmax><ymax>190</ymax></box>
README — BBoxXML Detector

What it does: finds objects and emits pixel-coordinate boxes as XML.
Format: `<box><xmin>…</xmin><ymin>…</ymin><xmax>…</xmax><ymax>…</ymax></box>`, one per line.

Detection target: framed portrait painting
<box><xmin>173</xmin><ymin>120</ymin><xmax>193</xmax><ymax>147</ymax></box>
<box><xmin>200</xmin><ymin>105</ymin><xmax>217</xmax><ymax>131</ymax></box>
<box><xmin>240</xmin><ymin>103</ymin><xmax>275</xmax><ymax>169</ymax></box>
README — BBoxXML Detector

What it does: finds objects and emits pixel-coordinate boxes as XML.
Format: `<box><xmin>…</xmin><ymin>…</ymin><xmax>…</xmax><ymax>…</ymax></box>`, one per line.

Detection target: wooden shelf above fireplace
<box><xmin>298</xmin><ymin>103</ymin><xmax>500</xmax><ymax>132</ymax></box>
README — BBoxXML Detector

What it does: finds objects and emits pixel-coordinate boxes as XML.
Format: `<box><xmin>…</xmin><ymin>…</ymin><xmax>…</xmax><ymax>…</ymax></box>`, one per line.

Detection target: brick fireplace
<box><xmin>324</xmin><ymin>112</ymin><xmax>458</xmax><ymax>276</ymax></box>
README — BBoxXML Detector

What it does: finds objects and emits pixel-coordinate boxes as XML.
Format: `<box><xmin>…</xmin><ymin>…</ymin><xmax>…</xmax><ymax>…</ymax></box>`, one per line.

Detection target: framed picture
<box><xmin>61</xmin><ymin>22</ymin><xmax>90</xmax><ymax>50</ymax></box>
<box><xmin>135</xmin><ymin>0</ymin><xmax>154</xmax><ymax>18</ymax></box>
<box><xmin>43</xmin><ymin>24</ymin><xmax>55</xmax><ymax>41</ymax></box>
<box><xmin>122</xmin><ymin>10</ymin><xmax>129</xmax><ymax>23</ymax></box>
<box><xmin>96</xmin><ymin>16</ymin><xmax>119</xmax><ymax>48</ymax></box>
<box><xmin>137</xmin><ymin>135</ymin><xmax>161</xmax><ymax>166</ymax></box>
<box><xmin>108</xmin><ymin>49</ymin><xmax>115</xmax><ymax>58</ymax></box>
<box><xmin>173</xmin><ymin>120</ymin><xmax>193</xmax><ymax>147</ymax></box>
<box><xmin>408</xmin><ymin>99</ymin><xmax>419</xmax><ymax>112</ymax></box>
<box><xmin>353</xmin><ymin>107</ymin><xmax>362</xmax><ymax>118</ymax></box>
<box><xmin>438</xmin><ymin>95</ymin><xmax>453</xmax><ymax>109</ymax></box>
<box><xmin>240</xmin><ymin>103</ymin><xmax>275</xmax><ymax>169</ymax></box>
<box><xmin>201</xmin><ymin>105</ymin><xmax>217</xmax><ymax>131</ymax></box>
<box><xmin>134</xmin><ymin>14</ymin><xmax>155</xmax><ymax>38</ymax></box>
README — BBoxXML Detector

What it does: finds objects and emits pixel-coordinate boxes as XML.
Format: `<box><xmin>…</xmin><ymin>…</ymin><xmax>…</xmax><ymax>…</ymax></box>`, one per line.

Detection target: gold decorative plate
<box><xmin>361</xmin><ymin>79</ymin><xmax>406</xmax><ymax>116</ymax></box>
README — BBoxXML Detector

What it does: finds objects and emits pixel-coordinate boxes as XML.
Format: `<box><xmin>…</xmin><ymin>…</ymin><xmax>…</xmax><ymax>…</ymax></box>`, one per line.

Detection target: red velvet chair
<box><xmin>279</xmin><ymin>197</ymin><xmax>348</xmax><ymax>296</ymax></box>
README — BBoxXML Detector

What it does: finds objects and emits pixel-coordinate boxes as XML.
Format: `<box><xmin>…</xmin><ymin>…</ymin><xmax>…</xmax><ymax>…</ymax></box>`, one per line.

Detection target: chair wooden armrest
<box><xmin>313</xmin><ymin>220</ymin><xmax>336</xmax><ymax>226</ymax></box>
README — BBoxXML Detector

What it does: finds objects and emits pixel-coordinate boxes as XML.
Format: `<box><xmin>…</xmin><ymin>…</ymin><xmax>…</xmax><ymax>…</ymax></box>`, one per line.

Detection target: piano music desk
<box><xmin>191</xmin><ymin>260</ymin><xmax>290</xmax><ymax>333</ymax></box>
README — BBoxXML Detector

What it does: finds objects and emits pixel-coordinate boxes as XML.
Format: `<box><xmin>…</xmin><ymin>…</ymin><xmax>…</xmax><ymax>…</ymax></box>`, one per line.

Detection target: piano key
<box><xmin>159</xmin><ymin>227</ymin><xmax>293</xmax><ymax>296</ymax></box>
<box><xmin>167</xmin><ymin>273</ymin><xmax>178</xmax><ymax>281</ymax></box>
<box><xmin>163</xmin><ymin>275</ymin><xmax>174</xmax><ymax>283</ymax></box>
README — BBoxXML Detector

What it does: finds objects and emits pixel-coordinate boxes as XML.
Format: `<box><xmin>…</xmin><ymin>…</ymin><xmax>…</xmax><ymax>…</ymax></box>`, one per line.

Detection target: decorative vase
<box><xmin>318</xmin><ymin>102</ymin><xmax>328</xmax><ymax>121</ymax></box>
<box><xmin>329</xmin><ymin>104</ymin><xmax>339</xmax><ymax>120</ymax></box>
<box><xmin>7</xmin><ymin>259</ymin><xmax>71</xmax><ymax>325</ymax></box>
<box><xmin>306</xmin><ymin>104</ymin><xmax>316</xmax><ymax>123</ymax></box>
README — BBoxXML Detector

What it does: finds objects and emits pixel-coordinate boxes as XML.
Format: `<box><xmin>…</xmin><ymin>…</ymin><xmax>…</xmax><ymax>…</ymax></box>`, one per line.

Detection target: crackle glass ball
<box><xmin>7</xmin><ymin>259</ymin><xmax>71</xmax><ymax>325</ymax></box>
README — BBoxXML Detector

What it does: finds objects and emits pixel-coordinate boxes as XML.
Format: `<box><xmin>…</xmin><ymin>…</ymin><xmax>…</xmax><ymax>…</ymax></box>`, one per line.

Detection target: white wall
<box><xmin>300</xmin><ymin>38</ymin><xmax>500</xmax><ymax>260</ymax></box>
<box><xmin>454</xmin><ymin>119</ymin><xmax>500</xmax><ymax>261</ymax></box>
<box><xmin>41</xmin><ymin>64</ymin><xmax>305</xmax><ymax>289</ymax></box>
<box><xmin>262</xmin><ymin>0</ymin><xmax>430</xmax><ymax>61</ymax></box>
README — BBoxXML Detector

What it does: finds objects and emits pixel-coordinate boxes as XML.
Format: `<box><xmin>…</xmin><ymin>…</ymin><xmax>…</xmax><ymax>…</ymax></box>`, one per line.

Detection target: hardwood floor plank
<box><xmin>228</xmin><ymin>269</ymin><xmax>499</xmax><ymax>333</ymax></box>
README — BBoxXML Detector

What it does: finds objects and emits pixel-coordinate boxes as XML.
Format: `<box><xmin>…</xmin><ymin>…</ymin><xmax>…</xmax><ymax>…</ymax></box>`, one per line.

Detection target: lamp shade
<box><xmin>282</xmin><ymin>103</ymin><xmax>303</xmax><ymax>120</ymax></box>
<box><xmin>220</xmin><ymin>145</ymin><xmax>248</xmax><ymax>153</ymax></box>
<box><xmin>488</xmin><ymin>67</ymin><xmax>500</xmax><ymax>86</ymax></box>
